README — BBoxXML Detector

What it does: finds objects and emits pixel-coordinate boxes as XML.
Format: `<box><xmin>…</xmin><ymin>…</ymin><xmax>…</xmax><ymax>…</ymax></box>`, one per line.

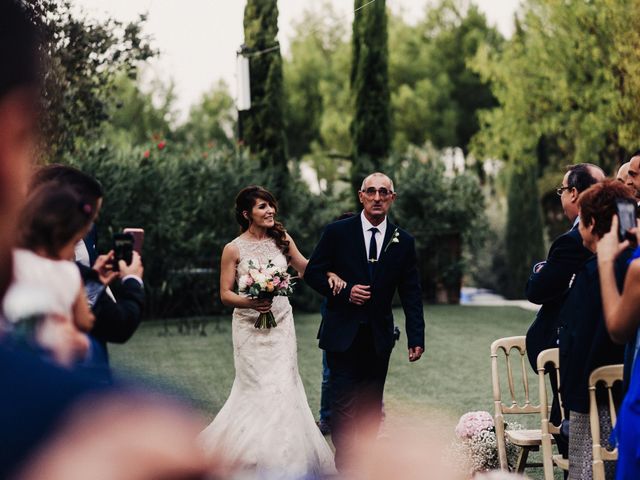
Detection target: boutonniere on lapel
<box><xmin>384</xmin><ymin>228</ymin><xmax>400</xmax><ymax>253</ymax></box>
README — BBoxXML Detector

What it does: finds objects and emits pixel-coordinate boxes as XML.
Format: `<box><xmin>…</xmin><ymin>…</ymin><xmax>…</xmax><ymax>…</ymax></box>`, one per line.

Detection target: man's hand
<box><xmin>119</xmin><ymin>251</ymin><xmax>144</xmax><ymax>279</ymax></box>
<box><xmin>93</xmin><ymin>250</ymin><xmax>118</xmax><ymax>285</ymax></box>
<box><xmin>349</xmin><ymin>284</ymin><xmax>371</xmax><ymax>305</ymax></box>
<box><xmin>408</xmin><ymin>346</ymin><xmax>424</xmax><ymax>362</ymax></box>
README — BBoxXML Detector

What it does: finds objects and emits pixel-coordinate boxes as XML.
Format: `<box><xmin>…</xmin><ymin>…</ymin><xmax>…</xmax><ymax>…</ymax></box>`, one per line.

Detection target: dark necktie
<box><xmin>368</xmin><ymin>227</ymin><xmax>379</xmax><ymax>277</ymax></box>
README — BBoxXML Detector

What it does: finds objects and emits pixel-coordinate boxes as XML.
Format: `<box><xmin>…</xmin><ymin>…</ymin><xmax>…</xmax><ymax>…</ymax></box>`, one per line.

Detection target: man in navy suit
<box><xmin>306</xmin><ymin>172</ymin><xmax>425</xmax><ymax>470</ymax></box>
<box><xmin>525</xmin><ymin>163</ymin><xmax>604</xmax><ymax>459</ymax></box>
<box><xmin>526</xmin><ymin>163</ymin><xmax>605</xmax><ymax>369</ymax></box>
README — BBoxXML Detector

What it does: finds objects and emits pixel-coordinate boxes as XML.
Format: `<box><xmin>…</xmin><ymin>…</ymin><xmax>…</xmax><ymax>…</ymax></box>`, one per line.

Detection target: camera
<box><xmin>112</xmin><ymin>232</ymin><xmax>134</xmax><ymax>271</ymax></box>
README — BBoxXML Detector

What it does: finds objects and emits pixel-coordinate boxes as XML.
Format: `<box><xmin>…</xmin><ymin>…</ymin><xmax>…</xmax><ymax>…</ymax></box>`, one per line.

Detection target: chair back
<box><xmin>491</xmin><ymin>336</ymin><xmax>541</xmax><ymax>469</ymax></box>
<box><xmin>537</xmin><ymin>348</ymin><xmax>564</xmax><ymax>480</ymax></box>
<box><xmin>589</xmin><ymin>364</ymin><xmax>623</xmax><ymax>480</ymax></box>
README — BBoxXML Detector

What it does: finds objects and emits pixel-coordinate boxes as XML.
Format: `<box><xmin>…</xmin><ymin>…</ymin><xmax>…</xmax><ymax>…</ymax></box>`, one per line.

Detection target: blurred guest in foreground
<box><xmin>31</xmin><ymin>164</ymin><xmax>145</xmax><ymax>382</ymax></box>
<box><xmin>0</xmin><ymin>1</ymin><xmax>213</xmax><ymax>478</ymax></box>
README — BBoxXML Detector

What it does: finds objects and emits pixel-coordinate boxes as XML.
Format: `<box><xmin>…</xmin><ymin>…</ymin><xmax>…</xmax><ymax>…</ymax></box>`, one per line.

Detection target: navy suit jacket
<box><xmin>525</xmin><ymin>226</ymin><xmax>592</xmax><ymax>369</ymax></box>
<box><xmin>305</xmin><ymin>215</ymin><xmax>425</xmax><ymax>355</ymax></box>
<box><xmin>558</xmin><ymin>251</ymin><xmax>630</xmax><ymax>413</ymax></box>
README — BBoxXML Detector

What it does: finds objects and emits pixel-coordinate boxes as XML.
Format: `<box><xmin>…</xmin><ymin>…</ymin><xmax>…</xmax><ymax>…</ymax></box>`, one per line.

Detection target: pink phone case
<box><xmin>123</xmin><ymin>228</ymin><xmax>144</xmax><ymax>253</ymax></box>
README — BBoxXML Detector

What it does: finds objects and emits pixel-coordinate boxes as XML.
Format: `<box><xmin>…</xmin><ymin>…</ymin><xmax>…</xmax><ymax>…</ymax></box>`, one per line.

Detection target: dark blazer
<box><xmin>83</xmin><ymin>224</ymin><xmax>98</xmax><ymax>267</ymax></box>
<box><xmin>558</xmin><ymin>250</ymin><xmax>631</xmax><ymax>413</ymax></box>
<box><xmin>525</xmin><ymin>226</ymin><xmax>593</xmax><ymax>369</ymax></box>
<box><xmin>77</xmin><ymin>263</ymin><xmax>145</xmax><ymax>346</ymax></box>
<box><xmin>305</xmin><ymin>214</ymin><xmax>424</xmax><ymax>355</ymax></box>
<box><xmin>0</xmin><ymin>339</ymin><xmax>106</xmax><ymax>478</ymax></box>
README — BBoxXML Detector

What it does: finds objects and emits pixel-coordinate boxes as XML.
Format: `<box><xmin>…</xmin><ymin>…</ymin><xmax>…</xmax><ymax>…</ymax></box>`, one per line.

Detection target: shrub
<box><xmin>390</xmin><ymin>145</ymin><xmax>488</xmax><ymax>303</ymax></box>
<box><xmin>66</xmin><ymin>142</ymin><xmax>349</xmax><ymax>317</ymax></box>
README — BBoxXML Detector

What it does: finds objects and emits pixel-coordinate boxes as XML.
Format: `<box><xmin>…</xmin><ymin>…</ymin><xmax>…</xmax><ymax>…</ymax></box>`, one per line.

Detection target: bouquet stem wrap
<box><xmin>254</xmin><ymin>310</ymin><xmax>277</xmax><ymax>329</ymax></box>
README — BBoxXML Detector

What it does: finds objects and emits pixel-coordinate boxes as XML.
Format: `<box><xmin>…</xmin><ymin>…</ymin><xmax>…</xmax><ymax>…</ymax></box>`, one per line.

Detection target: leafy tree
<box><xmin>283</xmin><ymin>3</ymin><xmax>353</xmax><ymax>190</ymax></box>
<box><xmin>391</xmin><ymin>145</ymin><xmax>488</xmax><ymax>302</ymax></box>
<box><xmin>177</xmin><ymin>80</ymin><xmax>236</xmax><ymax>150</ymax></box>
<box><xmin>389</xmin><ymin>1</ymin><xmax>503</xmax><ymax>155</ymax></box>
<box><xmin>103</xmin><ymin>73</ymin><xmax>176</xmax><ymax>148</ymax></box>
<box><xmin>504</xmin><ymin>160</ymin><xmax>545</xmax><ymax>299</ymax></box>
<box><xmin>472</xmin><ymin>0</ymin><xmax>640</xmax><ymax>175</ymax></box>
<box><xmin>24</xmin><ymin>0</ymin><xmax>155</xmax><ymax>161</ymax></box>
<box><xmin>350</xmin><ymin>0</ymin><xmax>391</xmax><ymax>197</ymax></box>
<box><xmin>241</xmin><ymin>0</ymin><xmax>288</xmax><ymax>198</ymax></box>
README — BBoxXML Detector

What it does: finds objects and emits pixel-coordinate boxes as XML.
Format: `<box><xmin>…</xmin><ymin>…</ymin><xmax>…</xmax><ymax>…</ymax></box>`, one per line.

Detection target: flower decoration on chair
<box><xmin>451</xmin><ymin>411</ymin><xmax>523</xmax><ymax>475</ymax></box>
<box><xmin>238</xmin><ymin>259</ymin><xmax>294</xmax><ymax>329</ymax></box>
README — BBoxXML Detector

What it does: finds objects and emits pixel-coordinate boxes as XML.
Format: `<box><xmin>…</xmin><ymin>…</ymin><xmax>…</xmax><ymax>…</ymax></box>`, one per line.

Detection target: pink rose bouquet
<box><xmin>451</xmin><ymin>411</ymin><xmax>522</xmax><ymax>474</ymax></box>
<box><xmin>455</xmin><ymin>411</ymin><xmax>494</xmax><ymax>439</ymax></box>
<box><xmin>238</xmin><ymin>259</ymin><xmax>294</xmax><ymax>329</ymax></box>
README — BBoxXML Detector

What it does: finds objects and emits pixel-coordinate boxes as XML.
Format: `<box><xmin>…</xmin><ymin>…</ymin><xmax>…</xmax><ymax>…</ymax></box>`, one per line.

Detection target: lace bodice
<box><xmin>231</xmin><ymin>236</ymin><xmax>288</xmax><ymax>282</ymax></box>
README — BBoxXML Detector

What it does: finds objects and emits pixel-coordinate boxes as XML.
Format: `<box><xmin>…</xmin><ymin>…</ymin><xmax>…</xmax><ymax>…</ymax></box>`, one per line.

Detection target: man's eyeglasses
<box><xmin>556</xmin><ymin>186</ymin><xmax>571</xmax><ymax>196</ymax></box>
<box><xmin>361</xmin><ymin>187</ymin><xmax>393</xmax><ymax>199</ymax></box>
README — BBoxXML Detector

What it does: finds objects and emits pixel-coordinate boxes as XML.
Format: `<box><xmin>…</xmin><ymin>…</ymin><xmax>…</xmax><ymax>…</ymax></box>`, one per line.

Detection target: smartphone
<box><xmin>123</xmin><ymin>228</ymin><xmax>144</xmax><ymax>253</ymax></box>
<box><xmin>112</xmin><ymin>232</ymin><xmax>134</xmax><ymax>271</ymax></box>
<box><xmin>616</xmin><ymin>198</ymin><xmax>637</xmax><ymax>242</ymax></box>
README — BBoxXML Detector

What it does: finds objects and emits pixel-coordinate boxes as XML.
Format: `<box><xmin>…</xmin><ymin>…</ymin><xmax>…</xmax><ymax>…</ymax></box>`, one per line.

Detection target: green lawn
<box><xmin>111</xmin><ymin>304</ymin><xmax>559</xmax><ymax>478</ymax></box>
<box><xmin>110</xmin><ymin>305</ymin><xmax>536</xmax><ymax>425</ymax></box>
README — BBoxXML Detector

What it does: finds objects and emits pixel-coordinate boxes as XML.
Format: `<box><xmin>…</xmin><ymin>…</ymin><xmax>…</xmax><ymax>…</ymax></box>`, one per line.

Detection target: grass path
<box><xmin>110</xmin><ymin>305</ymin><xmax>535</xmax><ymax>426</ymax></box>
<box><xmin>111</xmin><ymin>305</ymin><xmax>558</xmax><ymax>478</ymax></box>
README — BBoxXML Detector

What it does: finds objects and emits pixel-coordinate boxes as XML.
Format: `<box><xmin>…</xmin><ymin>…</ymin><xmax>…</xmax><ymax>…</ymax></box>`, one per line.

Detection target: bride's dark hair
<box><xmin>235</xmin><ymin>186</ymin><xmax>290</xmax><ymax>259</ymax></box>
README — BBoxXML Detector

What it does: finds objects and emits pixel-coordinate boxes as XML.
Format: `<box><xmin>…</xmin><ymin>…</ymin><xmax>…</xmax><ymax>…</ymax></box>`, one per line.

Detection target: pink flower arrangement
<box><xmin>238</xmin><ymin>259</ymin><xmax>294</xmax><ymax>329</ymax></box>
<box><xmin>455</xmin><ymin>411</ymin><xmax>494</xmax><ymax>439</ymax></box>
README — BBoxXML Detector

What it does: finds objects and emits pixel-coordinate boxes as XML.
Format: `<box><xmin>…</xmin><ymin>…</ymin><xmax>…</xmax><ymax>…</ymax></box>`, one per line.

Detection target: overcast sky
<box><xmin>71</xmin><ymin>0</ymin><xmax>521</xmax><ymax>118</ymax></box>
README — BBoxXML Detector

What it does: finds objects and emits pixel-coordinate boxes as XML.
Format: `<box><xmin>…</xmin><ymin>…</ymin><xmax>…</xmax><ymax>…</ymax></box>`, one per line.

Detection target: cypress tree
<box><xmin>505</xmin><ymin>160</ymin><xmax>546</xmax><ymax>299</ymax></box>
<box><xmin>241</xmin><ymin>0</ymin><xmax>288</xmax><ymax>198</ymax></box>
<box><xmin>350</xmin><ymin>0</ymin><xmax>391</xmax><ymax>198</ymax></box>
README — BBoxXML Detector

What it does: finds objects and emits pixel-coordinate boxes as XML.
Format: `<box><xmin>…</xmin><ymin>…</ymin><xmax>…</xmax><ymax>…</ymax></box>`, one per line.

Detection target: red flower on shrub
<box><xmin>157</xmin><ymin>141</ymin><xmax>166</xmax><ymax>150</ymax></box>
<box><xmin>143</xmin><ymin>150</ymin><xmax>150</xmax><ymax>158</ymax></box>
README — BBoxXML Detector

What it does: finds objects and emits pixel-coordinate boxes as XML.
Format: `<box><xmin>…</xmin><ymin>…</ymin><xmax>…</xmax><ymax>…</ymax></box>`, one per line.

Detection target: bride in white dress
<box><xmin>200</xmin><ymin>186</ymin><xmax>341</xmax><ymax>477</ymax></box>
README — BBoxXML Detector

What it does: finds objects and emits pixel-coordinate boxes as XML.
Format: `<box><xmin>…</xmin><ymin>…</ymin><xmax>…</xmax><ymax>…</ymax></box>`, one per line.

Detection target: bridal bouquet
<box><xmin>450</xmin><ymin>411</ymin><xmax>522</xmax><ymax>475</ymax></box>
<box><xmin>238</xmin><ymin>259</ymin><xmax>294</xmax><ymax>329</ymax></box>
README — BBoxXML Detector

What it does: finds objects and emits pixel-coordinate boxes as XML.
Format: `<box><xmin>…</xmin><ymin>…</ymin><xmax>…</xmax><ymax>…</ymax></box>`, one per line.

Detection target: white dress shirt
<box><xmin>360</xmin><ymin>210</ymin><xmax>387</xmax><ymax>261</ymax></box>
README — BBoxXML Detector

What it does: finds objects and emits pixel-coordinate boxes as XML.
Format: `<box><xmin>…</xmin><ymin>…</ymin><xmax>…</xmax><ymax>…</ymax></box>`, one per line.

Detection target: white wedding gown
<box><xmin>199</xmin><ymin>237</ymin><xmax>335</xmax><ymax>477</ymax></box>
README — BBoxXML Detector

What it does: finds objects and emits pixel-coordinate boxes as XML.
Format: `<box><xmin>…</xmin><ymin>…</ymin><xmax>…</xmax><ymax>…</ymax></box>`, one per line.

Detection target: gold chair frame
<box><xmin>537</xmin><ymin>347</ymin><xmax>568</xmax><ymax>479</ymax></box>
<box><xmin>588</xmin><ymin>364</ymin><xmax>623</xmax><ymax>480</ymax></box>
<box><xmin>491</xmin><ymin>335</ymin><xmax>543</xmax><ymax>473</ymax></box>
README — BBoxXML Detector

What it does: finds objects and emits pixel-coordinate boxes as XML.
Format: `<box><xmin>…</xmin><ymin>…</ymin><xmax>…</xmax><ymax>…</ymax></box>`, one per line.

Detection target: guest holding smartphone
<box><xmin>597</xmin><ymin>197</ymin><xmax>640</xmax><ymax>480</ymax></box>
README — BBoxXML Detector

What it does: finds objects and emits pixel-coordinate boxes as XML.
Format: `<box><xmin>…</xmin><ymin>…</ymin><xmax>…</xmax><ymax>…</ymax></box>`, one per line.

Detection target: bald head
<box><xmin>586</xmin><ymin>164</ymin><xmax>606</xmax><ymax>182</ymax></box>
<box><xmin>360</xmin><ymin>173</ymin><xmax>395</xmax><ymax>193</ymax></box>
<box><xmin>617</xmin><ymin>162</ymin><xmax>630</xmax><ymax>182</ymax></box>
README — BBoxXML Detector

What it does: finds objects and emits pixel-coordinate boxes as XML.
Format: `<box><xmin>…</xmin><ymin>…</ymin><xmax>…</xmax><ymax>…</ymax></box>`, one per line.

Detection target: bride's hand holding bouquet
<box><xmin>238</xmin><ymin>259</ymin><xmax>294</xmax><ymax>329</ymax></box>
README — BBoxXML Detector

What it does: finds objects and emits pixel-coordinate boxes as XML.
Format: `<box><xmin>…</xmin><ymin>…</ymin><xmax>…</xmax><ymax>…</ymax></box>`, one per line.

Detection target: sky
<box><xmin>71</xmin><ymin>0</ymin><xmax>521</xmax><ymax>119</ymax></box>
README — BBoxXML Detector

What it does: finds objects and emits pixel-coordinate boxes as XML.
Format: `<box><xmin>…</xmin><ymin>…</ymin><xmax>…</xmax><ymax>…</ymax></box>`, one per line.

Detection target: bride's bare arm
<box><xmin>219</xmin><ymin>243</ymin><xmax>271</xmax><ymax>313</ymax></box>
<box><xmin>286</xmin><ymin>233</ymin><xmax>345</xmax><ymax>294</ymax></box>
<box><xmin>286</xmin><ymin>233</ymin><xmax>308</xmax><ymax>278</ymax></box>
